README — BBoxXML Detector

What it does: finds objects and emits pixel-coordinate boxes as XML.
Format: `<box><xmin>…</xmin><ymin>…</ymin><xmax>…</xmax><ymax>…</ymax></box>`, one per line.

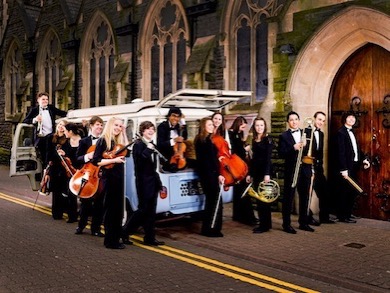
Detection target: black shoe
<box><xmin>309</xmin><ymin>218</ymin><xmax>321</xmax><ymax>226</ymax></box>
<box><xmin>350</xmin><ymin>214</ymin><xmax>361</xmax><ymax>219</ymax></box>
<box><xmin>122</xmin><ymin>237</ymin><xmax>133</xmax><ymax>245</ymax></box>
<box><xmin>75</xmin><ymin>227</ymin><xmax>83</xmax><ymax>235</ymax></box>
<box><xmin>339</xmin><ymin>218</ymin><xmax>357</xmax><ymax>223</ymax></box>
<box><xmin>92</xmin><ymin>231</ymin><xmax>105</xmax><ymax>237</ymax></box>
<box><xmin>283</xmin><ymin>226</ymin><xmax>297</xmax><ymax>234</ymax></box>
<box><xmin>299</xmin><ymin>225</ymin><xmax>315</xmax><ymax>232</ymax></box>
<box><xmin>252</xmin><ymin>227</ymin><xmax>269</xmax><ymax>234</ymax></box>
<box><xmin>67</xmin><ymin>219</ymin><xmax>77</xmax><ymax>223</ymax></box>
<box><xmin>105</xmin><ymin>243</ymin><xmax>126</xmax><ymax>249</ymax></box>
<box><xmin>144</xmin><ymin>239</ymin><xmax>165</xmax><ymax>246</ymax></box>
<box><xmin>201</xmin><ymin>231</ymin><xmax>224</xmax><ymax>237</ymax></box>
<box><xmin>321</xmin><ymin>219</ymin><xmax>336</xmax><ymax>224</ymax></box>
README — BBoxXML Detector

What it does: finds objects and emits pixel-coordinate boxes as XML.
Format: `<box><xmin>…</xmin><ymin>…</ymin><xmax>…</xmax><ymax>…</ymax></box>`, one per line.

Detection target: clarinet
<box><xmin>138</xmin><ymin>134</ymin><xmax>168</xmax><ymax>162</ymax></box>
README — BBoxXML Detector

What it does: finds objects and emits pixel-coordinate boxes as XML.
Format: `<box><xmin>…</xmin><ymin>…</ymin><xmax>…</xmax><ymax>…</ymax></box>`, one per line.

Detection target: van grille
<box><xmin>180</xmin><ymin>180</ymin><xmax>203</xmax><ymax>196</ymax></box>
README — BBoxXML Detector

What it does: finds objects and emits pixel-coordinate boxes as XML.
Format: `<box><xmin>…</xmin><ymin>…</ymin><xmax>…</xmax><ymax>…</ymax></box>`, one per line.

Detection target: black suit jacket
<box><xmin>336</xmin><ymin>125</ymin><xmax>363</xmax><ymax>172</ymax></box>
<box><xmin>133</xmin><ymin>140</ymin><xmax>162</xmax><ymax>199</ymax></box>
<box><xmin>76</xmin><ymin>136</ymin><xmax>94</xmax><ymax>165</ymax></box>
<box><xmin>23</xmin><ymin>104</ymin><xmax>67</xmax><ymax>135</ymax></box>
<box><xmin>157</xmin><ymin>120</ymin><xmax>188</xmax><ymax>159</ymax></box>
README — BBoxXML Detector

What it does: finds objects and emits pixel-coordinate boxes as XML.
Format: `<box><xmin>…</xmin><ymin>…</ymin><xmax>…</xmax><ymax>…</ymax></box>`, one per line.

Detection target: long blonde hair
<box><xmin>101</xmin><ymin>117</ymin><xmax>128</xmax><ymax>150</ymax></box>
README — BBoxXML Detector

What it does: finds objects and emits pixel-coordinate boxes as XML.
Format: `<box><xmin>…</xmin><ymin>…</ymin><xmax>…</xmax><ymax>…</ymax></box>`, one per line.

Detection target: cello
<box><xmin>69</xmin><ymin>145</ymin><xmax>101</xmax><ymax>199</ymax></box>
<box><xmin>212</xmin><ymin>134</ymin><xmax>248</xmax><ymax>191</ymax></box>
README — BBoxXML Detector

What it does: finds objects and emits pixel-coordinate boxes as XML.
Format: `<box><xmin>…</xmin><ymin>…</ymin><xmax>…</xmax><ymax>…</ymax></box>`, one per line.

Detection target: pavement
<box><xmin>1</xmin><ymin>164</ymin><xmax>390</xmax><ymax>292</ymax></box>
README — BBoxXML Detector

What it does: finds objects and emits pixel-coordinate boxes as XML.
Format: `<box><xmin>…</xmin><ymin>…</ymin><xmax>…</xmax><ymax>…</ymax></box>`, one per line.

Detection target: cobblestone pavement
<box><xmin>1</xmin><ymin>165</ymin><xmax>390</xmax><ymax>292</ymax></box>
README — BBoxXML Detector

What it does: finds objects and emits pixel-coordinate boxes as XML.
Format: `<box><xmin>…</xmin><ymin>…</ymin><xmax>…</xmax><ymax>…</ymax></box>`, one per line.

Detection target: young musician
<box><xmin>122</xmin><ymin>121</ymin><xmax>165</xmax><ymax>246</ymax></box>
<box><xmin>91</xmin><ymin>117</ymin><xmax>129</xmax><ymax>249</ymax></box>
<box><xmin>46</xmin><ymin>120</ymin><xmax>68</xmax><ymax>220</ymax></box>
<box><xmin>57</xmin><ymin>123</ymin><xmax>83</xmax><ymax>223</ymax></box>
<box><xmin>23</xmin><ymin>92</ymin><xmax>67</xmax><ymax>166</ymax></box>
<box><xmin>247</xmin><ymin>118</ymin><xmax>274</xmax><ymax>233</ymax></box>
<box><xmin>310</xmin><ymin>111</ymin><xmax>335</xmax><ymax>224</ymax></box>
<box><xmin>228</xmin><ymin>116</ymin><xmax>256</xmax><ymax>225</ymax></box>
<box><xmin>75</xmin><ymin>116</ymin><xmax>105</xmax><ymax>236</ymax></box>
<box><xmin>195</xmin><ymin>117</ymin><xmax>225</xmax><ymax>237</ymax></box>
<box><xmin>211</xmin><ymin>112</ymin><xmax>226</xmax><ymax>138</ymax></box>
<box><xmin>335</xmin><ymin>112</ymin><xmax>370</xmax><ymax>223</ymax></box>
<box><xmin>278</xmin><ymin>111</ymin><xmax>313</xmax><ymax>234</ymax></box>
<box><xmin>157</xmin><ymin>107</ymin><xmax>188</xmax><ymax>172</ymax></box>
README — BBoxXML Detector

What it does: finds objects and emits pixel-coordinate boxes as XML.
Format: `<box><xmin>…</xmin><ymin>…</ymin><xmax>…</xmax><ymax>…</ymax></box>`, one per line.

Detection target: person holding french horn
<box><xmin>245</xmin><ymin>118</ymin><xmax>274</xmax><ymax>233</ymax></box>
<box><xmin>278</xmin><ymin>111</ymin><xmax>314</xmax><ymax>234</ymax></box>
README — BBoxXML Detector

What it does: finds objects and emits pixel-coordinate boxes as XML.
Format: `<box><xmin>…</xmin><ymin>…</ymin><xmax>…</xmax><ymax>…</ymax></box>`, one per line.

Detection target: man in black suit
<box><xmin>157</xmin><ymin>107</ymin><xmax>187</xmax><ymax>172</ymax></box>
<box><xmin>278</xmin><ymin>111</ymin><xmax>314</xmax><ymax>234</ymax></box>
<box><xmin>122</xmin><ymin>121</ymin><xmax>165</xmax><ymax>246</ymax></box>
<box><xmin>309</xmin><ymin>111</ymin><xmax>335</xmax><ymax>225</ymax></box>
<box><xmin>23</xmin><ymin>92</ymin><xmax>67</xmax><ymax>165</ymax></box>
<box><xmin>335</xmin><ymin>112</ymin><xmax>370</xmax><ymax>223</ymax></box>
<box><xmin>74</xmin><ymin>116</ymin><xmax>105</xmax><ymax>237</ymax></box>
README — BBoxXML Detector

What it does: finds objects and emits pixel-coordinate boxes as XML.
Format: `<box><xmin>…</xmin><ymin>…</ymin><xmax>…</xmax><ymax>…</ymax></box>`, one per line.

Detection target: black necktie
<box><xmin>41</xmin><ymin>107</ymin><xmax>48</xmax><ymax>111</ymax></box>
<box><xmin>91</xmin><ymin>136</ymin><xmax>99</xmax><ymax>140</ymax></box>
<box><xmin>290</xmin><ymin>129</ymin><xmax>299</xmax><ymax>133</ymax></box>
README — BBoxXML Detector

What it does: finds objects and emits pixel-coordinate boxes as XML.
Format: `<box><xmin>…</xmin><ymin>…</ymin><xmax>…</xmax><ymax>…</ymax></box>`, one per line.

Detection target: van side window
<box><xmin>126</xmin><ymin>120</ymin><xmax>134</xmax><ymax>140</ymax></box>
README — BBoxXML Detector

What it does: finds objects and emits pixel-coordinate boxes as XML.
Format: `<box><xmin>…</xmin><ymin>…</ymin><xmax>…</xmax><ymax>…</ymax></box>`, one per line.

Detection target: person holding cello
<box><xmin>157</xmin><ymin>107</ymin><xmax>188</xmax><ymax>172</ymax></box>
<box><xmin>57</xmin><ymin>122</ymin><xmax>83</xmax><ymax>223</ymax></box>
<box><xmin>74</xmin><ymin>116</ymin><xmax>105</xmax><ymax>236</ymax></box>
<box><xmin>91</xmin><ymin>117</ymin><xmax>129</xmax><ymax>249</ymax></box>
<box><xmin>195</xmin><ymin>117</ymin><xmax>225</xmax><ymax>237</ymax></box>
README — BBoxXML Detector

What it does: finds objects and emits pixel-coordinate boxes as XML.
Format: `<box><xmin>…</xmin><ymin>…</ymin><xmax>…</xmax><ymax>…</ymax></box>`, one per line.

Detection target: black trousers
<box><xmin>337</xmin><ymin>163</ymin><xmax>359</xmax><ymax>220</ymax></box>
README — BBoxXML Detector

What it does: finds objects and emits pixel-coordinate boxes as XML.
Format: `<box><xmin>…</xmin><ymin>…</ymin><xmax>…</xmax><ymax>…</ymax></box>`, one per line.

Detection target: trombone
<box><xmin>291</xmin><ymin>117</ymin><xmax>314</xmax><ymax>188</ymax></box>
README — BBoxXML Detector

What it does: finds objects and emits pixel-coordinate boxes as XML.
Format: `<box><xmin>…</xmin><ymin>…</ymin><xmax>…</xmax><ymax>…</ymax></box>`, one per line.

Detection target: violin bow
<box><xmin>211</xmin><ymin>183</ymin><xmax>224</xmax><ymax>229</ymax></box>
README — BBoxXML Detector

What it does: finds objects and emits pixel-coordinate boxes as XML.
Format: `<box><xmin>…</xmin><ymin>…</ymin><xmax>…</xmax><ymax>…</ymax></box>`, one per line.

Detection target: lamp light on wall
<box><xmin>279</xmin><ymin>44</ymin><xmax>295</xmax><ymax>55</ymax></box>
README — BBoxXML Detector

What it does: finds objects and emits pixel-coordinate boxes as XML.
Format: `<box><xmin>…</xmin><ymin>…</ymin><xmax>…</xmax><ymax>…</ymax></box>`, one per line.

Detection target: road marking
<box><xmin>0</xmin><ymin>192</ymin><xmax>320</xmax><ymax>293</ymax></box>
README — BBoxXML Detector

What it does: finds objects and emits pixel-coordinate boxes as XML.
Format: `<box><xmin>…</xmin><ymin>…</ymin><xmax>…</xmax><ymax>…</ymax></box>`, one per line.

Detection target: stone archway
<box><xmin>287</xmin><ymin>6</ymin><xmax>390</xmax><ymax>167</ymax></box>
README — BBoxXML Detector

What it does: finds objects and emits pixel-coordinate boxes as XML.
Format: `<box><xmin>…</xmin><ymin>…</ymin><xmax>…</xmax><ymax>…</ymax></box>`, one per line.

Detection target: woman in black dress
<box><xmin>46</xmin><ymin>120</ymin><xmax>68</xmax><ymax>220</ymax></box>
<box><xmin>58</xmin><ymin>122</ymin><xmax>83</xmax><ymax>223</ymax></box>
<box><xmin>228</xmin><ymin>116</ymin><xmax>256</xmax><ymax>225</ymax></box>
<box><xmin>92</xmin><ymin>117</ymin><xmax>129</xmax><ymax>249</ymax></box>
<box><xmin>246</xmin><ymin>117</ymin><xmax>274</xmax><ymax>233</ymax></box>
<box><xmin>195</xmin><ymin>117</ymin><xmax>225</xmax><ymax>237</ymax></box>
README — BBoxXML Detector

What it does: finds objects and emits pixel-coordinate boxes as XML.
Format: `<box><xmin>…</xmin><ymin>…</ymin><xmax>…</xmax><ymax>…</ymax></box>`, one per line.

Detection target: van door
<box><xmin>10</xmin><ymin>123</ymin><xmax>42</xmax><ymax>191</ymax></box>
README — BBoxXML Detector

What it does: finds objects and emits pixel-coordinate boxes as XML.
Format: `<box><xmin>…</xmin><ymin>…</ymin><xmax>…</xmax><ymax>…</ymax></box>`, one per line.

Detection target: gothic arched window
<box><xmin>229</xmin><ymin>0</ymin><xmax>283</xmax><ymax>103</ymax></box>
<box><xmin>4</xmin><ymin>42</ymin><xmax>24</xmax><ymax>116</ymax></box>
<box><xmin>143</xmin><ymin>0</ymin><xmax>189</xmax><ymax>100</ymax></box>
<box><xmin>89</xmin><ymin>21</ymin><xmax>114</xmax><ymax>107</ymax></box>
<box><xmin>42</xmin><ymin>34</ymin><xmax>63</xmax><ymax>104</ymax></box>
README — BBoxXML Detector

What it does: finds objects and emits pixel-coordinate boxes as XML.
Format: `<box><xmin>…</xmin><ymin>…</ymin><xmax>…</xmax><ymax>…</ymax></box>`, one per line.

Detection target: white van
<box><xmin>10</xmin><ymin>89</ymin><xmax>252</xmax><ymax>216</ymax></box>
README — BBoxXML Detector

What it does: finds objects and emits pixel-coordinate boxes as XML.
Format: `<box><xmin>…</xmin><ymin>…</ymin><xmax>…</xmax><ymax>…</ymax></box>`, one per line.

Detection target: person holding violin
<box><xmin>91</xmin><ymin>117</ymin><xmax>129</xmax><ymax>249</ymax></box>
<box><xmin>74</xmin><ymin>116</ymin><xmax>105</xmax><ymax>236</ymax></box>
<box><xmin>157</xmin><ymin>107</ymin><xmax>188</xmax><ymax>172</ymax></box>
<box><xmin>228</xmin><ymin>116</ymin><xmax>256</xmax><ymax>226</ymax></box>
<box><xmin>57</xmin><ymin>122</ymin><xmax>83</xmax><ymax>223</ymax></box>
<box><xmin>195</xmin><ymin>117</ymin><xmax>225</xmax><ymax>237</ymax></box>
<box><xmin>122</xmin><ymin>121</ymin><xmax>165</xmax><ymax>246</ymax></box>
<box><xmin>246</xmin><ymin>118</ymin><xmax>274</xmax><ymax>233</ymax></box>
<box><xmin>46</xmin><ymin>120</ymin><xmax>68</xmax><ymax>220</ymax></box>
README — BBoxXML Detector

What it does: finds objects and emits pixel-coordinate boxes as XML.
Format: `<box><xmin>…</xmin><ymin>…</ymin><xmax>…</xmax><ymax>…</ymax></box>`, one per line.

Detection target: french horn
<box><xmin>242</xmin><ymin>180</ymin><xmax>280</xmax><ymax>203</ymax></box>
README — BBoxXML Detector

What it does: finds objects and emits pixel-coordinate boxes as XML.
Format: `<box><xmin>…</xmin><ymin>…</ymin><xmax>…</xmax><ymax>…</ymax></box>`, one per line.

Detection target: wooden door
<box><xmin>330</xmin><ymin>44</ymin><xmax>390</xmax><ymax>221</ymax></box>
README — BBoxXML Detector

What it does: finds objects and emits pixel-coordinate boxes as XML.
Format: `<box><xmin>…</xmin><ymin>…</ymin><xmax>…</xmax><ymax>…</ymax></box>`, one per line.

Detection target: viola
<box><xmin>170</xmin><ymin>126</ymin><xmax>187</xmax><ymax>170</ymax></box>
<box><xmin>69</xmin><ymin>145</ymin><xmax>101</xmax><ymax>199</ymax></box>
<box><xmin>212</xmin><ymin>135</ymin><xmax>248</xmax><ymax>190</ymax></box>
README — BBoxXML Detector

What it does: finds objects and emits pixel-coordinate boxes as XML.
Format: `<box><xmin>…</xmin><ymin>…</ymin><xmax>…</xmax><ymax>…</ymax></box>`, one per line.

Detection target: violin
<box><xmin>170</xmin><ymin>125</ymin><xmax>187</xmax><ymax>170</ymax></box>
<box><xmin>103</xmin><ymin>142</ymin><xmax>134</xmax><ymax>169</ymax></box>
<box><xmin>58</xmin><ymin>154</ymin><xmax>76</xmax><ymax>178</ymax></box>
<box><xmin>69</xmin><ymin>145</ymin><xmax>101</xmax><ymax>199</ymax></box>
<box><xmin>212</xmin><ymin>134</ymin><xmax>248</xmax><ymax>191</ymax></box>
